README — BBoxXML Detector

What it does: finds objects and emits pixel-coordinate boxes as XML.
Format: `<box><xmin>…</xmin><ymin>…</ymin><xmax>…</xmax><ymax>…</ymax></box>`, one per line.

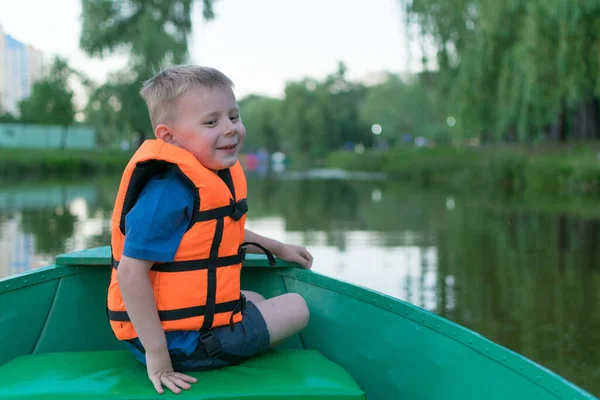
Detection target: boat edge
<box><xmin>1</xmin><ymin>247</ymin><xmax>596</xmax><ymax>399</ymax></box>
<box><xmin>277</xmin><ymin>267</ymin><xmax>598</xmax><ymax>400</ymax></box>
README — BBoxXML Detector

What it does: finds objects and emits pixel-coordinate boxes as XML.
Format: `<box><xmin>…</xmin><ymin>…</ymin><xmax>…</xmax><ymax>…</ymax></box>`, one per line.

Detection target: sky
<box><xmin>0</xmin><ymin>0</ymin><xmax>425</xmax><ymax>100</ymax></box>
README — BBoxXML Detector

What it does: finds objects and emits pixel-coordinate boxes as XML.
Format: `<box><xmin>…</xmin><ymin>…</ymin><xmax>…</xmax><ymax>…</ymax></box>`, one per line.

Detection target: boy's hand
<box><xmin>276</xmin><ymin>243</ymin><xmax>313</xmax><ymax>269</ymax></box>
<box><xmin>146</xmin><ymin>349</ymin><xmax>197</xmax><ymax>394</ymax></box>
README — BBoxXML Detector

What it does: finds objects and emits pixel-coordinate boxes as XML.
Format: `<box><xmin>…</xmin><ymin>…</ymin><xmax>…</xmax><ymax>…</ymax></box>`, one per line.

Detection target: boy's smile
<box><xmin>156</xmin><ymin>85</ymin><xmax>246</xmax><ymax>171</ymax></box>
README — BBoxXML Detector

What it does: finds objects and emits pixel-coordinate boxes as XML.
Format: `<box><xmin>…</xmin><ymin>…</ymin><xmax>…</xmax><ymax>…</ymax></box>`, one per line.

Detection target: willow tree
<box><xmin>79</xmin><ymin>0</ymin><xmax>216</xmax><ymax>136</ymax></box>
<box><xmin>401</xmin><ymin>0</ymin><xmax>600</xmax><ymax>142</ymax></box>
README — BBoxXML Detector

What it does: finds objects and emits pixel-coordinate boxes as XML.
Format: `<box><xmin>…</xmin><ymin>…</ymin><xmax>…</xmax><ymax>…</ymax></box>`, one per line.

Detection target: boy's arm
<box><xmin>118</xmin><ymin>256</ymin><xmax>167</xmax><ymax>354</ymax></box>
<box><xmin>244</xmin><ymin>229</ymin><xmax>284</xmax><ymax>256</ymax></box>
<box><xmin>118</xmin><ymin>255</ymin><xmax>196</xmax><ymax>394</ymax></box>
<box><xmin>244</xmin><ymin>229</ymin><xmax>313</xmax><ymax>269</ymax></box>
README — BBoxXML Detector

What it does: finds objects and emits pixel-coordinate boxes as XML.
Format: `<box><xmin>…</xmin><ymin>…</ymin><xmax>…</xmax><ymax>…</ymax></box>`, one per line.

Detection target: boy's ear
<box><xmin>155</xmin><ymin>124</ymin><xmax>176</xmax><ymax>144</ymax></box>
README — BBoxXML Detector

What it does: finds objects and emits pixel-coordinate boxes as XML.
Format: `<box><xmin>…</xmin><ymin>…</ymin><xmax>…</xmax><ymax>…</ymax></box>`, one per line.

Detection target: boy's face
<box><xmin>158</xmin><ymin>85</ymin><xmax>246</xmax><ymax>171</ymax></box>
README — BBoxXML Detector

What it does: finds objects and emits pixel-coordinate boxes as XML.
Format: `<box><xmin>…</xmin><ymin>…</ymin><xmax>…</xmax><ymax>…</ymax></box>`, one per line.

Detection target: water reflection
<box><xmin>0</xmin><ymin>174</ymin><xmax>599</xmax><ymax>395</ymax></box>
<box><xmin>0</xmin><ymin>180</ymin><xmax>114</xmax><ymax>276</ymax></box>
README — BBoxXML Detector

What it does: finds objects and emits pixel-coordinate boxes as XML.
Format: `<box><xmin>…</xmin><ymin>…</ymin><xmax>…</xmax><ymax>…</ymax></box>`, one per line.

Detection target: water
<box><xmin>1</xmin><ymin>174</ymin><xmax>599</xmax><ymax>395</ymax></box>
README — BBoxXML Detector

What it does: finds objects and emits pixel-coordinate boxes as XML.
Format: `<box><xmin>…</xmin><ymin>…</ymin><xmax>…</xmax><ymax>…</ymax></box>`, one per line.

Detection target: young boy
<box><xmin>107</xmin><ymin>65</ymin><xmax>313</xmax><ymax>395</ymax></box>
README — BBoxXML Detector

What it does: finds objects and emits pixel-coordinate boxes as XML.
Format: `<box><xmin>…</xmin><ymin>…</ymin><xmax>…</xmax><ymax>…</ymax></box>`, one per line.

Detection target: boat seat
<box><xmin>0</xmin><ymin>349</ymin><xmax>365</xmax><ymax>399</ymax></box>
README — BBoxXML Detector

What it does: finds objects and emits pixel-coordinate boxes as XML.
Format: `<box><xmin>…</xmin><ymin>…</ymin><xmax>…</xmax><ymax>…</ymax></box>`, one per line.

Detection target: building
<box><xmin>0</xmin><ymin>25</ymin><xmax>44</xmax><ymax>116</ymax></box>
<box><xmin>27</xmin><ymin>45</ymin><xmax>43</xmax><ymax>87</ymax></box>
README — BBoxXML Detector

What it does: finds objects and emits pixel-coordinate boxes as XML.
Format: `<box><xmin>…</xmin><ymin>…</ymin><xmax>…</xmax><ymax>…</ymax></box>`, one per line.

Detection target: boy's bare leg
<box><xmin>253</xmin><ymin>293</ymin><xmax>309</xmax><ymax>346</ymax></box>
<box><xmin>241</xmin><ymin>290</ymin><xmax>266</xmax><ymax>304</ymax></box>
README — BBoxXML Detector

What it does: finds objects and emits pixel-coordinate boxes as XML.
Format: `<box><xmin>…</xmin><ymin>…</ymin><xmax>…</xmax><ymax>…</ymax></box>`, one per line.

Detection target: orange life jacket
<box><xmin>107</xmin><ymin>139</ymin><xmax>264</xmax><ymax>341</ymax></box>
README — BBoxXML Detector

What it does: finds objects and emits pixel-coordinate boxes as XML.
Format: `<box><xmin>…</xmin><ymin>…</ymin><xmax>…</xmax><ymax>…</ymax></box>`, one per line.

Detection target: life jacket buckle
<box><xmin>199</xmin><ymin>330</ymin><xmax>223</xmax><ymax>359</ymax></box>
<box><xmin>230</xmin><ymin>199</ymin><xmax>248</xmax><ymax>221</ymax></box>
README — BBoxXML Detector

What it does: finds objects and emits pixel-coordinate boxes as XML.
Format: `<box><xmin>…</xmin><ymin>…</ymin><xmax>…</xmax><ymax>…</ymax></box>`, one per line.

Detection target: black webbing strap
<box><xmin>200</xmin><ymin>217</ymin><xmax>224</xmax><ymax>331</ymax></box>
<box><xmin>228</xmin><ymin>292</ymin><xmax>247</xmax><ymax>330</ymax></box>
<box><xmin>219</xmin><ymin>168</ymin><xmax>236</xmax><ymax>199</ymax></box>
<box><xmin>240</xmin><ymin>242</ymin><xmax>277</xmax><ymax>267</ymax></box>
<box><xmin>182</xmin><ymin>329</ymin><xmax>250</xmax><ymax>365</ymax></box>
<box><xmin>107</xmin><ymin>298</ymin><xmax>240</xmax><ymax>322</ymax></box>
<box><xmin>111</xmin><ymin>252</ymin><xmax>245</xmax><ymax>272</ymax></box>
<box><xmin>126</xmin><ymin>326</ymin><xmax>249</xmax><ymax>366</ymax></box>
<box><xmin>194</xmin><ymin>198</ymin><xmax>248</xmax><ymax>222</ymax></box>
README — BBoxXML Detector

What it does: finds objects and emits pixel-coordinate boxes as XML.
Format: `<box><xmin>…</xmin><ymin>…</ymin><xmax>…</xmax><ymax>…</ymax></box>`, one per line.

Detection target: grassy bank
<box><xmin>327</xmin><ymin>144</ymin><xmax>600</xmax><ymax>199</ymax></box>
<box><xmin>1</xmin><ymin>148</ymin><xmax>132</xmax><ymax>180</ymax></box>
<box><xmin>6</xmin><ymin>145</ymin><xmax>600</xmax><ymax>201</ymax></box>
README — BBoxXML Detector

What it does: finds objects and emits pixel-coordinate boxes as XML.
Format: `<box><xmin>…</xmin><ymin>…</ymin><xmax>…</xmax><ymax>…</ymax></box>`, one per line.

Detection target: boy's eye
<box><xmin>204</xmin><ymin>120</ymin><xmax>217</xmax><ymax>126</ymax></box>
<box><xmin>230</xmin><ymin>115</ymin><xmax>240</xmax><ymax>122</ymax></box>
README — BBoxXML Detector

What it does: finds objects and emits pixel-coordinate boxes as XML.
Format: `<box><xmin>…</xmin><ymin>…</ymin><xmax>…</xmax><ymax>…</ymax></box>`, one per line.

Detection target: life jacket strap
<box><xmin>111</xmin><ymin>250</ymin><xmax>246</xmax><ymax>272</ymax></box>
<box><xmin>240</xmin><ymin>242</ymin><xmax>276</xmax><ymax>267</ymax></box>
<box><xmin>126</xmin><ymin>301</ymin><xmax>251</xmax><ymax>367</ymax></box>
<box><xmin>194</xmin><ymin>198</ymin><xmax>248</xmax><ymax>222</ymax></box>
<box><xmin>187</xmin><ymin>328</ymin><xmax>251</xmax><ymax>366</ymax></box>
<box><xmin>107</xmin><ymin>298</ymin><xmax>241</xmax><ymax>322</ymax></box>
<box><xmin>200</xmin><ymin>217</ymin><xmax>225</xmax><ymax>331</ymax></box>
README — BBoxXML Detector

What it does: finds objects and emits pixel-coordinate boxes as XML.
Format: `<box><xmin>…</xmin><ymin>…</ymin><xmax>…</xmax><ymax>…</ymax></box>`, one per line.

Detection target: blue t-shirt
<box><xmin>122</xmin><ymin>169</ymin><xmax>195</xmax><ymax>262</ymax></box>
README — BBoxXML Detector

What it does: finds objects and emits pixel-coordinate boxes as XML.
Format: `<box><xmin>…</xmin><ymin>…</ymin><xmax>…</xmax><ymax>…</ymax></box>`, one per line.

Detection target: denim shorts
<box><xmin>126</xmin><ymin>301</ymin><xmax>271</xmax><ymax>372</ymax></box>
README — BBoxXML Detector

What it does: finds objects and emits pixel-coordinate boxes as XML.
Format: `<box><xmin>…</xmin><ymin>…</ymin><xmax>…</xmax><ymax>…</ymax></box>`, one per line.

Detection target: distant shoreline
<box><xmin>4</xmin><ymin>144</ymin><xmax>600</xmax><ymax>202</ymax></box>
<box><xmin>326</xmin><ymin>143</ymin><xmax>600</xmax><ymax>200</ymax></box>
<box><xmin>0</xmin><ymin>148</ymin><xmax>132</xmax><ymax>180</ymax></box>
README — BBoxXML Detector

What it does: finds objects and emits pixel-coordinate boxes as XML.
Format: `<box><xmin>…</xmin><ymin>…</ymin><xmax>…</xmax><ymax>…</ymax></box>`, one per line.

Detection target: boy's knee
<box><xmin>286</xmin><ymin>293</ymin><xmax>309</xmax><ymax>328</ymax></box>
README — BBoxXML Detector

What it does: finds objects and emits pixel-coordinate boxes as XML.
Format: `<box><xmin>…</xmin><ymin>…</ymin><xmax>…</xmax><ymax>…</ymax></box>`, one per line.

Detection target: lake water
<box><xmin>1</xmin><ymin>173</ymin><xmax>599</xmax><ymax>395</ymax></box>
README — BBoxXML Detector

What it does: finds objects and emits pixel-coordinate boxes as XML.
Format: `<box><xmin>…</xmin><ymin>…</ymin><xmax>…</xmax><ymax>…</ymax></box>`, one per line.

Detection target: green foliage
<box><xmin>80</xmin><ymin>0</ymin><xmax>207</xmax><ymax>73</ymax></box>
<box><xmin>20</xmin><ymin>208</ymin><xmax>77</xmax><ymax>256</ymax></box>
<box><xmin>246</xmin><ymin>63</ymin><xmax>447</xmax><ymax>157</ymax></box>
<box><xmin>0</xmin><ymin>113</ymin><xmax>17</xmax><ymax>123</ymax></box>
<box><xmin>280</xmin><ymin>62</ymin><xmax>369</xmax><ymax>158</ymax></box>
<box><xmin>361</xmin><ymin>73</ymin><xmax>446</xmax><ymax>143</ymax></box>
<box><xmin>84</xmin><ymin>71</ymin><xmax>147</xmax><ymax>146</ymax></box>
<box><xmin>239</xmin><ymin>95</ymin><xmax>282</xmax><ymax>153</ymax></box>
<box><xmin>327</xmin><ymin>144</ymin><xmax>600</xmax><ymax>199</ymax></box>
<box><xmin>18</xmin><ymin>57</ymin><xmax>76</xmax><ymax>126</ymax></box>
<box><xmin>80</xmin><ymin>0</ymin><xmax>215</xmax><ymax>138</ymax></box>
<box><xmin>402</xmin><ymin>0</ymin><xmax>600</xmax><ymax>142</ymax></box>
<box><xmin>281</xmin><ymin>78</ymin><xmax>328</xmax><ymax>157</ymax></box>
<box><xmin>319</xmin><ymin>62</ymin><xmax>370</xmax><ymax>151</ymax></box>
<box><xmin>235</xmin><ymin>64</ymin><xmax>451</xmax><ymax>156</ymax></box>
<box><xmin>0</xmin><ymin>148</ymin><xmax>131</xmax><ymax>180</ymax></box>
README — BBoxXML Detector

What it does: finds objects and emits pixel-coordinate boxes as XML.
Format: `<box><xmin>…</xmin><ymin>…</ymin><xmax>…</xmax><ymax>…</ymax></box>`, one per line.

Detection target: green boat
<box><xmin>0</xmin><ymin>246</ymin><xmax>596</xmax><ymax>399</ymax></box>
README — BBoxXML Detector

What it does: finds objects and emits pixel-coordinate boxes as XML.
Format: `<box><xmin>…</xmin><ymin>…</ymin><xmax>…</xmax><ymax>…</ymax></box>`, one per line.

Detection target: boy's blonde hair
<box><xmin>140</xmin><ymin>65</ymin><xmax>234</xmax><ymax>130</ymax></box>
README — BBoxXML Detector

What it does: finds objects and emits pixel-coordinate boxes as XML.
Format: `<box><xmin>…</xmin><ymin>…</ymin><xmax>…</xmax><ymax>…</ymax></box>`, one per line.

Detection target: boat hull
<box><xmin>0</xmin><ymin>247</ymin><xmax>595</xmax><ymax>399</ymax></box>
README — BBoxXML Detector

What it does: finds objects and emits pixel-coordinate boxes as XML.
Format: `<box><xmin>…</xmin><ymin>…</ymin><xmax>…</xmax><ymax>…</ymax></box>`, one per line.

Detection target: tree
<box><xmin>80</xmin><ymin>0</ymin><xmax>217</xmax><ymax>135</ymax></box>
<box><xmin>280</xmin><ymin>62</ymin><xmax>369</xmax><ymax>158</ymax></box>
<box><xmin>18</xmin><ymin>57</ymin><xmax>76</xmax><ymax>126</ymax></box>
<box><xmin>84</xmin><ymin>71</ymin><xmax>142</xmax><ymax>146</ymax></box>
<box><xmin>401</xmin><ymin>0</ymin><xmax>600</xmax><ymax>142</ymax></box>
<box><xmin>320</xmin><ymin>62</ymin><xmax>369</xmax><ymax>151</ymax></box>
<box><xmin>360</xmin><ymin>73</ymin><xmax>445</xmax><ymax>144</ymax></box>
<box><xmin>0</xmin><ymin>112</ymin><xmax>17</xmax><ymax>123</ymax></box>
<box><xmin>281</xmin><ymin>78</ymin><xmax>328</xmax><ymax>157</ymax></box>
<box><xmin>238</xmin><ymin>95</ymin><xmax>283</xmax><ymax>153</ymax></box>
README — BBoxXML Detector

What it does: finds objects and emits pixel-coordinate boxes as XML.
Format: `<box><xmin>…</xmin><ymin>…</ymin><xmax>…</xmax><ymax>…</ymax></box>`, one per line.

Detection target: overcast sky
<box><xmin>0</xmin><ymin>0</ymin><xmax>424</xmax><ymax>99</ymax></box>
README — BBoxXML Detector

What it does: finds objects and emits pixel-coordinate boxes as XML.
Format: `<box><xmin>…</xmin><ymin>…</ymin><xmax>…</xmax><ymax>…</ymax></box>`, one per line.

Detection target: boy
<box><xmin>107</xmin><ymin>65</ymin><xmax>313</xmax><ymax>395</ymax></box>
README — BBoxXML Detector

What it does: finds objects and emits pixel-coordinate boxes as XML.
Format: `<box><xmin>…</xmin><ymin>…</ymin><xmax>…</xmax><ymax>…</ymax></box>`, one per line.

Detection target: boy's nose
<box><xmin>223</xmin><ymin>120</ymin><xmax>236</xmax><ymax>135</ymax></box>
